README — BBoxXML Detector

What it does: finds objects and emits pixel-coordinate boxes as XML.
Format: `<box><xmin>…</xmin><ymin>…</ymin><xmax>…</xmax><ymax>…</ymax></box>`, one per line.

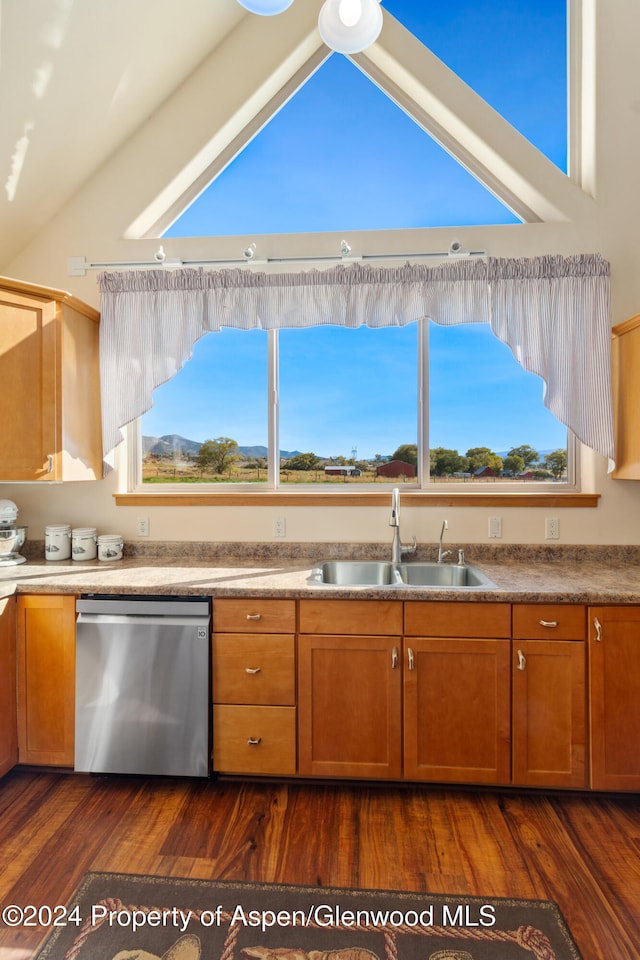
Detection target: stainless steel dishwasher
<box><xmin>75</xmin><ymin>595</ymin><xmax>211</xmax><ymax>777</ymax></box>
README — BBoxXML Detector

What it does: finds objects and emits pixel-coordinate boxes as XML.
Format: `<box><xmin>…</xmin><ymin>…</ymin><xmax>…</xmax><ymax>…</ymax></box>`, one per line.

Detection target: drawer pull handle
<box><xmin>517</xmin><ymin>649</ymin><xmax>526</xmax><ymax>671</ymax></box>
<box><xmin>391</xmin><ymin>646</ymin><xmax>398</xmax><ymax>669</ymax></box>
<box><xmin>246</xmin><ymin>614</ymin><xmax>262</xmax><ymax>621</ymax></box>
<box><xmin>247</xmin><ymin>737</ymin><xmax>262</xmax><ymax>746</ymax></box>
<box><xmin>539</xmin><ymin>619</ymin><xmax>559</xmax><ymax>628</ymax></box>
<box><xmin>245</xmin><ymin>667</ymin><xmax>261</xmax><ymax>675</ymax></box>
<box><xmin>594</xmin><ymin>616</ymin><xmax>602</xmax><ymax>642</ymax></box>
<box><xmin>407</xmin><ymin>647</ymin><xmax>415</xmax><ymax>671</ymax></box>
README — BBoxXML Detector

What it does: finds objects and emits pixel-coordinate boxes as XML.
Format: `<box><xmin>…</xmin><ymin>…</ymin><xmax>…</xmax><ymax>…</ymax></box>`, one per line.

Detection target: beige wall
<box><xmin>3</xmin><ymin>0</ymin><xmax>640</xmax><ymax>548</ymax></box>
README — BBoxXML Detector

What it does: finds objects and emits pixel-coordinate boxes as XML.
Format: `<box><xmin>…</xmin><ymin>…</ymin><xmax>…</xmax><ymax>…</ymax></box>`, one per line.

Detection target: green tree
<box><xmin>507</xmin><ymin>444</ymin><xmax>540</xmax><ymax>468</ymax></box>
<box><xmin>543</xmin><ymin>448</ymin><xmax>567</xmax><ymax>479</ymax></box>
<box><xmin>503</xmin><ymin>453</ymin><xmax>525</xmax><ymax>476</ymax></box>
<box><xmin>466</xmin><ymin>447</ymin><xmax>503</xmax><ymax>473</ymax></box>
<box><xmin>195</xmin><ymin>437</ymin><xmax>239</xmax><ymax>475</ymax></box>
<box><xmin>391</xmin><ymin>444</ymin><xmax>418</xmax><ymax>468</ymax></box>
<box><xmin>286</xmin><ymin>452</ymin><xmax>321</xmax><ymax>471</ymax></box>
<box><xmin>430</xmin><ymin>447</ymin><xmax>468</xmax><ymax>476</ymax></box>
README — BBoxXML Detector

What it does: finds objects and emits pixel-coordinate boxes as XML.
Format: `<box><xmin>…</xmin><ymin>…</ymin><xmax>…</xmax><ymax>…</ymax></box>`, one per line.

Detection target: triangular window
<box><xmin>165</xmin><ymin>55</ymin><xmax>518</xmax><ymax>238</ymax></box>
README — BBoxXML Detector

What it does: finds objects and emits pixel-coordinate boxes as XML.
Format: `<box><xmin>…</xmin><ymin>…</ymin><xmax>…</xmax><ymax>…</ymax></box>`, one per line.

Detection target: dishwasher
<box><xmin>75</xmin><ymin>594</ymin><xmax>211</xmax><ymax>778</ymax></box>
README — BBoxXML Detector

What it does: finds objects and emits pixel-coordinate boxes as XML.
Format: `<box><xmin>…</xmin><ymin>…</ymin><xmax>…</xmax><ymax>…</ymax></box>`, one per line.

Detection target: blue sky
<box><xmin>144</xmin><ymin>0</ymin><xmax>568</xmax><ymax>459</ymax></box>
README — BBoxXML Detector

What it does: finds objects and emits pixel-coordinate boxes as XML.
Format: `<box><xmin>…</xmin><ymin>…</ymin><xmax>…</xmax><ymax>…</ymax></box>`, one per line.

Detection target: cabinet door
<box><xmin>16</xmin><ymin>595</ymin><xmax>76</xmax><ymax>766</ymax></box>
<box><xmin>0</xmin><ymin>289</ymin><xmax>57</xmax><ymax>480</ymax></box>
<box><xmin>512</xmin><ymin>639</ymin><xmax>586</xmax><ymax>788</ymax></box>
<box><xmin>404</xmin><ymin>637</ymin><xmax>511</xmax><ymax>784</ymax></box>
<box><xmin>298</xmin><ymin>634</ymin><xmax>402</xmax><ymax>779</ymax></box>
<box><xmin>589</xmin><ymin>606</ymin><xmax>640</xmax><ymax>790</ymax></box>
<box><xmin>0</xmin><ymin>597</ymin><xmax>17</xmax><ymax>777</ymax></box>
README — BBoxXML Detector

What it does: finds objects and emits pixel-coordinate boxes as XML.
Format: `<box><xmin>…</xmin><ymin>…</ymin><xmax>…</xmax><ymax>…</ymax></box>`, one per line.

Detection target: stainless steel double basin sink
<box><xmin>308</xmin><ymin>559</ymin><xmax>496</xmax><ymax>589</ymax></box>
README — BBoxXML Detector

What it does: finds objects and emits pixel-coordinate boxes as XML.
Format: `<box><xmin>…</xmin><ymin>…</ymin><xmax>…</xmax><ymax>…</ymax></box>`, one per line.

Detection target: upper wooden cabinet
<box><xmin>612</xmin><ymin>313</ymin><xmax>640</xmax><ymax>479</ymax></box>
<box><xmin>0</xmin><ymin>276</ymin><xmax>102</xmax><ymax>481</ymax></box>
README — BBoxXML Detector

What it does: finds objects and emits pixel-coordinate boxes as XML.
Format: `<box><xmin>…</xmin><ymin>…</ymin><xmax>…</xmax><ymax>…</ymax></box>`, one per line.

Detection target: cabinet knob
<box><xmin>407</xmin><ymin>647</ymin><xmax>415</xmax><ymax>671</ymax></box>
<box><xmin>391</xmin><ymin>646</ymin><xmax>398</xmax><ymax>669</ymax></box>
<box><xmin>593</xmin><ymin>616</ymin><xmax>602</xmax><ymax>642</ymax></box>
<box><xmin>245</xmin><ymin>666</ymin><xmax>261</xmax><ymax>675</ymax></box>
<box><xmin>247</xmin><ymin>737</ymin><xmax>262</xmax><ymax>746</ymax></box>
<box><xmin>246</xmin><ymin>613</ymin><xmax>262</xmax><ymax>621</ymax></box>
<box><xmin>517</xmin><ymin>649</ymin><xmax>527</xmax><ymax>671</ymax></box>
<box><xmin>538</xmin><ymin>619</ymin><xmax>559</xmax><ymax>628</ymax></box>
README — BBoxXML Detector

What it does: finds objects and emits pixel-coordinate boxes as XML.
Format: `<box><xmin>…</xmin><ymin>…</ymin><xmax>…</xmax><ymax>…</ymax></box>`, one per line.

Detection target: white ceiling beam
<box><xmin>352</xmin><ymin>12</ymin><xmax>596</xmax><ymax>224</ymax></box>
<box><xmin>124</xmin><ymin>3</ymin><xmax>328</xmax><ymax>239</ymax></box>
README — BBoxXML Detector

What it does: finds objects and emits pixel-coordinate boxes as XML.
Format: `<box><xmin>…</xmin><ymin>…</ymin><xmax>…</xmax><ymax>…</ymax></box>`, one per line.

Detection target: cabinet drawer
<box><xmin>404</xmin><ymin>601</ymin><xmax>511</xmax><ymax>638</ymax></box>
<box><xmin>213</xmin><ymin>633</ymin><xmax>295</xmax><ymax>705</ymax></box>
<box><xmin>299</xmin><ymin>599</ymin><xmax>403</xmax><ymax>636</ymax></box>
<box><xmin>214</xmin><ymin>599</ymin><xmax>295</xmax><ymax>633</ymax></box>
<box><xmin>213</xmin><ymin>705</ymin><xmax>296</xmax><ymax>775</ymax></box>
<box><xmin>512</xmin><ymin>604</ymin><xmax>585</xmax><ymax>640</ymax></box>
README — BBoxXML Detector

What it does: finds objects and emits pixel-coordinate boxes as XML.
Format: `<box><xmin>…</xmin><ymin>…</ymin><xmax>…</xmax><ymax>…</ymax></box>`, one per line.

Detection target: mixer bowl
<box><xmin>0</xmin><ymin>524</ymin><xmax>27</xmax><ymax>557</ymax></box>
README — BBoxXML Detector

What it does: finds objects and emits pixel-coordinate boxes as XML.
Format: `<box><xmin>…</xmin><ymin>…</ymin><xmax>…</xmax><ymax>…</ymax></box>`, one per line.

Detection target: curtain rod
<box><xmin>67</xmin><ymin>243</ymin><xmax>487</xmax><ymax>277</ymax></box>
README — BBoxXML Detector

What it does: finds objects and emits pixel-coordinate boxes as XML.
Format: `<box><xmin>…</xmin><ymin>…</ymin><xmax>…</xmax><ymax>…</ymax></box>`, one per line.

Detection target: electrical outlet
<box><xmin>488</xmin><ymin>516</ymin><xmax>502</xmax><ymax>539</ymax></box>
<box><xmin>137</xmin><ymin>517</ymin><xmax>149</xmax><ymax>537</ymax></box>
<box><xmin>545</xmin><ymin>517</ymin><xmax>560</xmax><ymax>540</ymax></box>
<box><xmin>272</xmin><ymin>516</ymin><xmax>286</xmax><ymax>538</ymax></box>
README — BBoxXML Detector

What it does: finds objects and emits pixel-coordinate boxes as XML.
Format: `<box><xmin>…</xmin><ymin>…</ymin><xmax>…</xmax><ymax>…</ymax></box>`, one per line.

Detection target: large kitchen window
<box><xmin>138</xmin><ymin>320</ymin><xmax>571</xmax><ymax>489</ymax></box>
<box><xmin>125</xmin><ymin>0</ymin><xmax>580</xmax><ymax>496</ymax></box>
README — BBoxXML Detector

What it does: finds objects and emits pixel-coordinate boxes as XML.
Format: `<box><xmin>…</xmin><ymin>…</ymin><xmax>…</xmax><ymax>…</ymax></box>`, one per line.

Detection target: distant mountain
<box><xmin>142</xmin><ymin>435</ymin><xmax>301</xmax><ymax>460</ymax></box>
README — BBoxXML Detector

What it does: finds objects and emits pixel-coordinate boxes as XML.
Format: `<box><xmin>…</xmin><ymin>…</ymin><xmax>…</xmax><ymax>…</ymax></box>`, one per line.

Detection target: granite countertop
<box><xmin>1</xmin><ymin>542</ymin><xmax>639</xmax><ymax>603</ymax></box>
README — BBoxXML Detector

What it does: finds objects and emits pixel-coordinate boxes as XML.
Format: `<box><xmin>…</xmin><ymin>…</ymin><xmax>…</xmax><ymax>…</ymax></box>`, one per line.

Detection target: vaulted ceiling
<box><xmin>1</xmin><ymin>1</ymin><xmax>593</xmax><ymax>273</ymax></box>
<box><xmin>0</xmin><ymin>0</ymin><xmax>243</xmax><ymax>267</ymax></box>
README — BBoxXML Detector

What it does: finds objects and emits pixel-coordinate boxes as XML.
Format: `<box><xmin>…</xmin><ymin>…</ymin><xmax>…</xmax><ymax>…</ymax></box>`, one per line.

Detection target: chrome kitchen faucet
<box><xmin>390</xmin><ymin>487</ymin><xmax>417</xmax><ymax>563</ymax></box>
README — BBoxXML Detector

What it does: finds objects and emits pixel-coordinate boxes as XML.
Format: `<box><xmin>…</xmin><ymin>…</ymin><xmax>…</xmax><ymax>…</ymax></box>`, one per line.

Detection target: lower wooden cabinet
<box><xmin>511</xmin><ymin>604</ymin><xmax>587</xmax><ymax>789</ymax></box>
<box><xmin>213</xmin><ymin>704</ymin><xmax>296</xmax><ymax>775</ymax></box>
<box><xmin>297</xmin><ymin>633</ymin><xmax>403</xmax><ymax>779</ymax></box>
<box><xmin>16</xmin><ymin>595</ymin><xmax>76</xmax><ymax>766</ymax></box>
<box><xmin>404</xmin><ymin>637</ymin><xmax>511</xmax><ymax>784</ymax></box>
<box><xmin>589</xmin><ymin>605</ymin><xmax>640</xmax><ymax>791</ymax></box>
<box><xmin>212</xmin><ymin>598</ymin><xmax>297</xmax><ymax>776</ymax></box>
<box><xmin>0</xmin><ymin>596</ymin><xmax>17</xmax><ymax>777</ymax></box>
<box><xmin>512</xmin><ymin>639</ymin><xmax>586</xmax><ymax>788</ymax></box>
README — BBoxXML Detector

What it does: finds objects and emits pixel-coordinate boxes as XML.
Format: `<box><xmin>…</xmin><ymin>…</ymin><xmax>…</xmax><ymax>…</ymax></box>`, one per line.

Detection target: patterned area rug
<box><xmin>34</xmin><ymin>873</ymin><xmax>582</xmax><ymax>960</ymax></box>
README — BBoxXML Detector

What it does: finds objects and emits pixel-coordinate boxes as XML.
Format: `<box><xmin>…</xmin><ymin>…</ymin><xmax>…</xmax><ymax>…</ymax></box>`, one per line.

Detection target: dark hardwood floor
<box><xmin>0</xmin><ymin>770</ymin><xmax>638</xmax><ymax>960</ymax></box>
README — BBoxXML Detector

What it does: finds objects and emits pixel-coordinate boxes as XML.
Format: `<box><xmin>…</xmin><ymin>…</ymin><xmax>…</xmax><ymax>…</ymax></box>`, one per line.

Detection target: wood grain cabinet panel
<box><xmin>214</xmin><ymin>598</ymin><xmax>295</xmax><ymax>634</ymax></box>
<box><xmin>298</xmin><ymin>633</ymin><xmax>402</xmax><ymax>779</ymax></box>
<box><xmin>0</xmin><ymin>277</ymin><xmax>101</xmax><ymax>481</ymax></box>
<box><xmin>0</xmin><ymin>597</ymin><xmax>17</xmax><ymax>778</ymax></box>
<box><xmin>404</xmin><ymin>601</ymin><xmax>511</xmax><ymax>638</ymax></box>
<box><xmin>213</xmin><ymin>705</ymin><xmax>296</xmax><ymax>775</ymax></box>
<box><xmin>612</xmin><ymin>314</ymin><xmax>640</xmax><ymax>478</ymax></box>
<box><xmin>16</xmin><ymin>595</ymin><xmax>76</xmax><ymax>766</ymax></box>
<box><xmin>213</xmin><ymin>633</ymin><xmax>295</xmax><ymax>705</ymax></box>
<box><xmin>403</xmin><ymin>637</ymin><xmax>511</xmax><ymax>784</ymax></box>
<box><xmin>512</xmin><ymin>638</ymin><xmax>586</xmax><ymax>788</ymax></box>
<box><xmin>512</xmin><ymin>604</ymin><xmax>585</xmax><ymax>640</ymax></box>
<box><xmin>589</xmin><ymin>606</ymin><xmax>640</xmax><ymax>790</ymax></box>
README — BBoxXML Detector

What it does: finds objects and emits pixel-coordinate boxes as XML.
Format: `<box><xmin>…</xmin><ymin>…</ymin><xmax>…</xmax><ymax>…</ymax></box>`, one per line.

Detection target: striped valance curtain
<box><xmin>98</xmin><ymin>252</ymin><xmax>613</xmax><ymax>468</ymax></box>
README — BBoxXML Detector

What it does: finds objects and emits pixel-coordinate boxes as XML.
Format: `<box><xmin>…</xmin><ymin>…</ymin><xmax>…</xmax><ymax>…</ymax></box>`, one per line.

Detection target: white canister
<box><xmin>97</xmin><ymin>534</ymin><xmax>124</xmax><ymax>562</ymax></box>
<box><xmin>71</xmin><ymin>527</ymin><xmax>97</xmax><ymax>561</ymax></box>
<box><xmin>45</xmin><ymin>524</ymin><xmax>72</xmax><ymax>561</ymax></box>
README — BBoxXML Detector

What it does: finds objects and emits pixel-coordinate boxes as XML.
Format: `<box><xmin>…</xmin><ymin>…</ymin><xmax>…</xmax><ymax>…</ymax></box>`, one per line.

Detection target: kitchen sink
<box><xmin>311</xmin><ymin>560</ymin><xmax>398</xmax><ymax>586</ymax></box>
<box><xmin>395</xmin><ymin>561</ymin><xmax>495</xmax><ymax>588</ymax></box>
<box><xmin>308</xmin><ymin>559</ymin><xmax>496</xmax><ymax>589</ymax></box>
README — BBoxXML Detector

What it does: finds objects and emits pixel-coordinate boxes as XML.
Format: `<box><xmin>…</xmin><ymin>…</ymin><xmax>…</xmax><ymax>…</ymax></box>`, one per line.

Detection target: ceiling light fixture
<box><xmin>236</xmin><ymin>0</ymin><xmax>294</xmax><ymax>14</ymax></box>
<box><xmin>318</xmin><ymin>0</ymin><xmax>383</xmax><ymax>54</ymax></box>
<box><xmin>236</xmin><ymin>0</ymin><xmax>383</xmax><ymax>54</ymax></box>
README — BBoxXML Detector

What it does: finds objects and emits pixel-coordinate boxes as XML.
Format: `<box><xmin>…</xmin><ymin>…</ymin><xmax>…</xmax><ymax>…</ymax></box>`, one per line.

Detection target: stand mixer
<box><xmin>0</xmin><ymin>499</ymin><xmax>27</xmax><ymax>565</ymax></box>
